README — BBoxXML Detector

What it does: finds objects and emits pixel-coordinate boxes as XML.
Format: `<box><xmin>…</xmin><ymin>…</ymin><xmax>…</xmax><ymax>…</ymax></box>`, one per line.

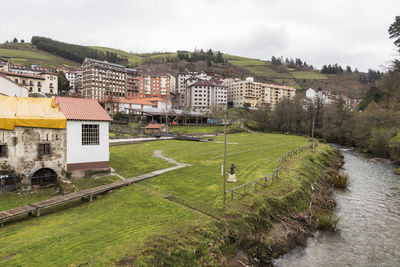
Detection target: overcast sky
<box><xmin>2</xmin><ymin>0</ymin><xmax>399</xmax><ymax>71</ymax></box>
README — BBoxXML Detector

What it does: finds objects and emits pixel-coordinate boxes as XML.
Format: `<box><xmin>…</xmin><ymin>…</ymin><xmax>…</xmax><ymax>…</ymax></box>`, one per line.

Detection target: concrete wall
<box><xmin>66</xmin><ymin>120</ymin><xmax>109</xmax><ymax>165</ymax></box>
<box><xmin>0</xmin><ymin>126</ymin><xmax>67</xmax><ymax>185</ymax></box>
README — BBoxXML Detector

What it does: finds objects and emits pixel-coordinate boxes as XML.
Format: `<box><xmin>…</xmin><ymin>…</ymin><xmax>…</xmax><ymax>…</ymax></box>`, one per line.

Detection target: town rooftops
<box><xmin>188</xmin><ymin>79</ymin><xmax>227</xmax><ymax>88</ymax></box>
<box><xmin>105</xmin><ymin>97</ymin><xmax>165</xmax><ymax>106</ymax></box>
<box><xmin>83</xmin><ymin>58</ymin><xmax>126</xmax><ymax>69</ymax></box>
<box><xmin>0</xmin><ymin>71</ymin><xmax>46</xmax><ymax>80</ymax></box>
<box><xmin>145</xmin><ymin>123</ymin><xmax>166</xmax><ymax>129</ymax></box>
<box><xmin>55</xmin><ymin>97</ymin><xmax>112</xmax><ymax>121</ymax></box>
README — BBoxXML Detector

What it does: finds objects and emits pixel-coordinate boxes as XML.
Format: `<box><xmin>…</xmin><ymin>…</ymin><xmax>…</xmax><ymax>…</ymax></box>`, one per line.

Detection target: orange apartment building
<box><xmin>135</xmin><ymin>71</ymin><xmax>175</xmax><ymax>100</ymax></box>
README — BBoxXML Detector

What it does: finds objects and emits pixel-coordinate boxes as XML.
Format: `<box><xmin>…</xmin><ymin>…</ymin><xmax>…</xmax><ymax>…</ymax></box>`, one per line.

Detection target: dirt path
<box><xmin>152</xmin><ymin>150</ymin><xmax>191</xmax><ymax>167</ymax></box>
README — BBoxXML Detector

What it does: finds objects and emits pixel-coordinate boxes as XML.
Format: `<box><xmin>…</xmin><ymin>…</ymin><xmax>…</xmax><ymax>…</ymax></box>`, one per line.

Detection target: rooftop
<box><xmin>145</xmin><ymin>123</ymin><xmax>166</xmax><ymax>129</ymax></box>
<box><xmin>55</xmin><ymin>97</ymin><xmax>112</xmax><ymax>121</ymax></box>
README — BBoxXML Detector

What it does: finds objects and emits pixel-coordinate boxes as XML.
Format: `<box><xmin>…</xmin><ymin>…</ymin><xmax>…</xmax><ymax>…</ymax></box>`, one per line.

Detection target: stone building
<box><xmin>0</xmin><ymin>96</ymin><xmax>112</xmax><ymax>192</ymax></box>
<box><xmin>0</xmin><ymin>97</ymin><xmax>67</xmax><ymax>191</ymax></box>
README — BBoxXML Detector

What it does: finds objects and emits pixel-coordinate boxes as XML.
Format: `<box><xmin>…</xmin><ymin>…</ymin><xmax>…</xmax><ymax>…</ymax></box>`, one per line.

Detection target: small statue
<box><xmin>230</xmin><ymin>163</ymin><xmax>235</xmax><ymax>175</ymax></box>
<box><xmin>228</xmin><ymin>163</ymin><xmax>237</xmax><ymax>183</ymax></box>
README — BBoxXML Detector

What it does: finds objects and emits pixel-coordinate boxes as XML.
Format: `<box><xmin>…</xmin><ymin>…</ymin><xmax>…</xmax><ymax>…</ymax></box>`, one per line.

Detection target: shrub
<box><xmin>329</xmin><ymin>172</ymin><xmax>349</xmax><ymax>189</ymax></box>
<box><xmin>315</xmin><ymin>209</ymin><xmax>340</xmax><ymax>231</ymax></box>
<box><xmin>394</xmin><ymin>168</ymin><xmax>400</xmax><ymax>175</ymax></box>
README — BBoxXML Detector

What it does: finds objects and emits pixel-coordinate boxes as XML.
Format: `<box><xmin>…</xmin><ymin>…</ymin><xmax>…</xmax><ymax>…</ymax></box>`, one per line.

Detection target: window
<box><xmin>82</xmin><ymin>124</ymin><xmax>99</xmax><ymax>145</ymax></box>
<box><xmin>0</xmin><ymin>144</ymin><xmax>7</xmax><ymax>157</ymax></box>
<box><xmin>38</xmin><ymin>143</ymin><xmax>51</xmax><ymax>155</ymax></box>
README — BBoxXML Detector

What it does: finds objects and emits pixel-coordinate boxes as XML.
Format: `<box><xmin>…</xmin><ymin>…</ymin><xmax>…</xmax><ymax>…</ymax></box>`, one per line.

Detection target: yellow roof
<box><xmin>0</xmin><ymin>96</ymin><xmax>66</xmax><ymax>130</ymax></box>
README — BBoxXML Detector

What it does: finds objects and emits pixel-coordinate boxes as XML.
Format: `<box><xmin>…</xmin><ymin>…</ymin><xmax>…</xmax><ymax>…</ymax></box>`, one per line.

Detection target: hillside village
<box><xmin>0</xmin><ymin>40</ymin><xmax>366</xmax><ymax>191</ymax></box>
<box><xmin>1</xmin><ymin>1</ymin><xmax>400</xmax><ymax>265</ymax></box>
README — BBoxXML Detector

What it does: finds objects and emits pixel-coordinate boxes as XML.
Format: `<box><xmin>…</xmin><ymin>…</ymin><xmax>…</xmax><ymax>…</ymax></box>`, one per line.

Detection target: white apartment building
<box><xmin>65</xmin><ymin>71</ymin><xmax>83</xmax><ymax>93</ymax></box>
<box><xmin>177</xmin><ymin>71</ymin><xmax>223</xmax><ymax>107</ymax></box>
<box><xmin>185</xmin><ymin>80</ymin><xmax>227</xmax><ymax>113</ymax></box>
<box><xmin>225</xmin><ymin>77</ymin><xmax>295</xmax><ymax>109</ymax></box>
<box><xmin>0</xmin><ymin>71</ymin><xmax>58</xmax><ymax>95</ymax></box>
<box><xmin>82</xmin><ymin>58</ymin><xmax>127</xmax><ymax>100</ymax></box>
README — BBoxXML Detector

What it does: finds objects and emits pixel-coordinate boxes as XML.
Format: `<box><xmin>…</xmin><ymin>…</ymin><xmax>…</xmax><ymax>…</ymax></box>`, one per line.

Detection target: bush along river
<box><xmin>274</xmin><ymin>147</ymin><xmax>400</xmax><ymax>266</ymax></box>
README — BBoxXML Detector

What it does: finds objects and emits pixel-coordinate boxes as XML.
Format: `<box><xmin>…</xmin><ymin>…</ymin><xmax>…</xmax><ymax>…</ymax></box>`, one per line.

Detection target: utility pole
<box><xmin>311</xmin><ymin>114</ymin><xmax>315</xmax><ymax>152</ymax></box>
<box><xmin>223</xmin><ymin>112</ymin><xmax>227</xmax><ymax>205</ymax></box>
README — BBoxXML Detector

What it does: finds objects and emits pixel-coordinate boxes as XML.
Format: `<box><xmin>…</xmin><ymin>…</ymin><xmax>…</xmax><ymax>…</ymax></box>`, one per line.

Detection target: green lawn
<box><xmin>0</xmin><ymin>133</ymin><xmax>328</xmax><ymax>266</ymax></box>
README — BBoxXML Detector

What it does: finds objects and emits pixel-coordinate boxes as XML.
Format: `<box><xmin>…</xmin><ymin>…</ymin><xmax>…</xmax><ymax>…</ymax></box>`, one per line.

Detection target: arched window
<box><xmin>31</xmin><ymin>168</ymin><xmax>57</xmax><ymax>187</ymax></box>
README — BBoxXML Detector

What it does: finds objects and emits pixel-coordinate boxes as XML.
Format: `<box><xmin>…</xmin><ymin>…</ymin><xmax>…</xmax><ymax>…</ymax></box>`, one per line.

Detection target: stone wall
<box><xmin>110</xmin><ymin>124</ymin><xmax>145</xmax><ymax>135</ymax></box>
<box><xmin>0</xmin><ymin>126</ymin><xmax>67</xmax><ymax>188</ymax></box>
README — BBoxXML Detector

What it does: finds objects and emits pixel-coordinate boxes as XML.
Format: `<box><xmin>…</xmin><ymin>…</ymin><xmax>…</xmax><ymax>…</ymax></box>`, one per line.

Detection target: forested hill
<box><xmin>0</xmin><ymin>36</ymin><xmax>373</xmax><ymax>98</ymax></box>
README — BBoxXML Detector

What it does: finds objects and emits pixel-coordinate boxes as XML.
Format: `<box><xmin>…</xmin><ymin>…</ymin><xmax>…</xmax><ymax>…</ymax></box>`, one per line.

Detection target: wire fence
<box><xmin>225</xmin><ymin>141</ymin><xmax>318</xmax><ymax>201</ymax></box>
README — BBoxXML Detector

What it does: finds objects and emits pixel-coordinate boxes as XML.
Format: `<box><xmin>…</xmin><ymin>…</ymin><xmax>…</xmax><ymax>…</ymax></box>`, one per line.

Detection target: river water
<box><xmin>274</xmin><ymin>148</ymin><xmax>400</xmax><ymax>267</ymax></box>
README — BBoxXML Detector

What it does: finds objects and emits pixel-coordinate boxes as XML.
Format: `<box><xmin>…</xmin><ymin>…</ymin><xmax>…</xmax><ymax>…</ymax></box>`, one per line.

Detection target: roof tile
<box><xmin>55</xmin><ymin>97</ymin><xmax>112</xmax><ymax>121</ymax></box>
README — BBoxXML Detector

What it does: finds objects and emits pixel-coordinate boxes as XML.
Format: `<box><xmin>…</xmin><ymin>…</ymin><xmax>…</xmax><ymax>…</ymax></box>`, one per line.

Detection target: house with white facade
<box><xmin>0</xmin><ymin>75</ymin><xmax>28</xmax><ymax>97</ymax></box>
<box><xmin>55</xmin><ymin>97</ymin><xmax>112</xmax><ymax>178</ymax></box>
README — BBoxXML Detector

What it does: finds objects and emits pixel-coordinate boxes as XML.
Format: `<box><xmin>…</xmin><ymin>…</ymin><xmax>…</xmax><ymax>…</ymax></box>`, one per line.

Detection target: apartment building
<box><xmin>225</xmin><ymin>77</ymin><xmax>295</xmax><ymax>109</ymax></box>
<box><xmin>126</xmin><ymin>68</ymin><xmax>139</xmax><ymax>97</ymax></box>
<box><xmin>65</xmin><ymin>70</ymin><xmax>83</xmax><ymax>93</ymax></box>
<box><xmin>185</xmin><ymin>79</ymin><xmax>227</xmax><ymax>113</ymax></box>
<box><xmin>82</xmin><ymin>58</ymin><xmax>127</xmax><ymax>100</ymax></box>
<box><xmin>0</xmin><ymin>71</ymin><xmax>58</xmax><ymax>95</ymax></box>
<box><xmin>263</xmin><ymin>83</ymin><xmax>296</xmax><ymax>108</ymax></box>
<box><xmin>177</xmin><ymin>71</ymin><xmax>223</xmax><ymax>107</ymax></box>
<box><xmin>137</xmin><ymin>71</ymin><xmax>175</xmax><ymax>100</ymax></box>
<box><xmin>0</xmin><ymin>58</ymin><xmax>9</xmax><ymax>72</ymax></box>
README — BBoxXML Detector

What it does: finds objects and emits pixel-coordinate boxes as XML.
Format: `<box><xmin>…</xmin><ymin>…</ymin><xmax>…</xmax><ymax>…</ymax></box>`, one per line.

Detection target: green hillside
<box><xmin>0</xmin><ymin>43</ymin><xmax>80</xmax><ymax>69</ymax></box>
<box><xmin>225</xmin><ymin>54</ymin><xmax>327</xmax><ymax>80</ymax></box>
<box><xmin>90</xmin><ymin>46</ymin><xmax>177</xmax><ymax>66</ymax></box>
<box><xmin>0</xmin><ymin>40</ymin><xmax>365</xmax><ymax>97</ymax></box>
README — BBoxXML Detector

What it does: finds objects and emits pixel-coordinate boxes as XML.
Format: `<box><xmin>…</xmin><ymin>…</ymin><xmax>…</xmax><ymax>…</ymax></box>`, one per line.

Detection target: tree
<box><xmin>21</xmin><ymin>39</ymin><xmax>25</xmax><ymax>43</ymax></box>
<box><xmin>12</xmin><ymin>38</ymin><xmax>18</xmax><ymax>43</ymax></box>
<box><xmin>346</xmin><ymin>66</ymin><xmax>352</xmax><ymax>72</ymax></box>
<box><xmin>57</xmin><ymin>71</ymin><xmax>71</xmax><ymax>95</ymax></box>
<box><xmin>389</xmin><ymin>16</ymin><xmax>400</xmax><ymax>49</ymax></box>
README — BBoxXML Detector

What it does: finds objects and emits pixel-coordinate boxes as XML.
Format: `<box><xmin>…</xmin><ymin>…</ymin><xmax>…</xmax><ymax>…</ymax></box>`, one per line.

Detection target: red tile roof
<box><xmin>55</xmin><ymin>97</ymin><xmax>112</xmax><ymax>121</ymax></box>
<box><xmin>145</xmin><ymin>123</ymin><xmax>166</xmax><ymax>129</ymax></box>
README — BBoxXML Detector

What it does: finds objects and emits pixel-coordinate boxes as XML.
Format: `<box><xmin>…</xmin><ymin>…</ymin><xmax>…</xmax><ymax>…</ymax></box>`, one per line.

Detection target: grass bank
<box><xmin>0</xmin><ymin>133</ymin><xmax>338</xmax><ymax>266</ymax></box>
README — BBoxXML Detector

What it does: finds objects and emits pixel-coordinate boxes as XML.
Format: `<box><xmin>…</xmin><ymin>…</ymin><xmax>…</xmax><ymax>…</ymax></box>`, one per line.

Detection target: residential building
<box><xmin>0</xmin><ymin>58</ymin><xmax>9</xmax><ymax>72</ymax></box>
<box><xmin>65</xmin><ymin>70</ymin><xmax>83</xmax><ymax>93</ymax></box>
<box><xmin>137</xmin><ymin>71</ymin><xmax>175</xmax><ymax>100</ymax></box>
<box><xmin>126</xmin><ymin>68</ymin><xmax>139</xmax><ymax>97</ymax></box>
<box><xmin>263</xmin><ymin>83</ymin><xmax>296</xmax><ymax>108</ymax></box>
<box><xmin>225</xmin><ymin>77</ymin><xmax>296</xmax><ymax>109</ymax></box>
<box><xmin>0</xmin><ymin>75</ymin><xmax>28</xmax><ymax>97</ymax></box>
<box><xmin>185</xmin><ymin>79</ymin><xmax>227</xmax><ymax>113</ymax></box>
<box><xmin>82</xmin><ymin>58</ymin><xmax>127</xmax><ymax>100</ymax></box>
<box><xmin>0</xmin><ymin>96</ymin><xmax>112</xmax><ymax>192</ymax></box>
<box><xmin>177</xmin><ymin>71</ymin><xmax>223</xmax><ymax>108</ymax></box>
<box><xmin>0</xmin><ymin>71</ymin><xmax>58</xmax><ymax>95</ymax></box>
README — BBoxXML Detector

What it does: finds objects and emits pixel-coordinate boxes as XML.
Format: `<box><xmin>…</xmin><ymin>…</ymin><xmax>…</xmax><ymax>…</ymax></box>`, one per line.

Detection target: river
<box><xmin>274</xmin><ymin>148</ymin><xmax>400</xmax><ymax>266</ymax></box>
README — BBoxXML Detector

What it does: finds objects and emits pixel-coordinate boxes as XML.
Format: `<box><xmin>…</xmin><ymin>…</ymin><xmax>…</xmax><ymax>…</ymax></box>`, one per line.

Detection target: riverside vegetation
<box><xmin>0</xmin><ymin>133</ymin><xmax>343</xmax><ymax>266</ymax></box>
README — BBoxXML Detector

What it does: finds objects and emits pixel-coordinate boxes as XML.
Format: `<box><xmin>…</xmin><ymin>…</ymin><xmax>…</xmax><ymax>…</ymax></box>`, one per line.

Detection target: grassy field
<box><xmin>90</xmin><ymin>46</ymin><xmax>176</xmax><ymax>66</ymax></box>
<box><xmin>169</xmin><ymin>125</ymin><xmax>243</xmax><ymax>134</ymax></box>
<box><xmin>0</xmin><ymin>43</ymin><xmax>80</xmax><ymax>69</ymax></box>
<box><xmin>290</xmin><ymin>70</ymin><xmax>327</xmax><ymax>80</ymax></box>
<box><xmin>0</xmin><ymin>133</ymin><xmax>331</xmax><ymax>266</ymax></box>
